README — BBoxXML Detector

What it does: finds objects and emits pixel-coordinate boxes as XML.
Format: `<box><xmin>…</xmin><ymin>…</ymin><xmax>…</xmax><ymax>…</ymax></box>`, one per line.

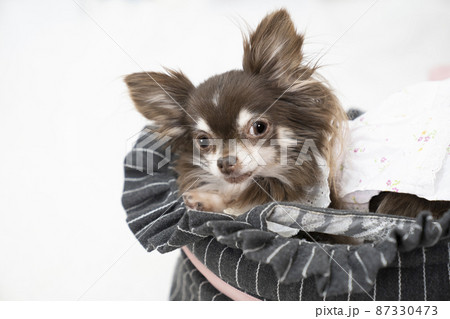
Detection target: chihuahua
<box><xmin>125</xmin><ymin>9</ymin><xmax>449</xmax><ymax>218</ymax></box>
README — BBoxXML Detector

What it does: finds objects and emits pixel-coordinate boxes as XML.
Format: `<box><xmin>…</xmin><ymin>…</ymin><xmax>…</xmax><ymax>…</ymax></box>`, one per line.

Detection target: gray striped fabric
<box><xmin>122</xmin><ymin>127</ymin><xmax>450</xmax><ymax>300</ymax></box>
<box><xmin>170</xmin><ymin>240</ymin><xmax>450</xmax><ymax>301</ymax></box>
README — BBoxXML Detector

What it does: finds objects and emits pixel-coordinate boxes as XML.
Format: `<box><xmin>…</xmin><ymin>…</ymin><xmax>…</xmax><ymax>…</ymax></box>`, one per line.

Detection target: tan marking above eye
<box><xmin>237</xmin><ymin>109</ymin><xmax>254</xmax><ymax>129</ymax></box>
<box><xmin>195</xmin><ymin>118</ymin><xmax>212</xmax><ymax>134</ymax></box>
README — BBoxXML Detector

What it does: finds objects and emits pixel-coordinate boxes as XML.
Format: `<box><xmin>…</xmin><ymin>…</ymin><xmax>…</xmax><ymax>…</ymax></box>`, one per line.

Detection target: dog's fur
<box><xmin>125</xmin><ymin>9</ymin><xmax>450</xmax><ymax>218</ymax></box>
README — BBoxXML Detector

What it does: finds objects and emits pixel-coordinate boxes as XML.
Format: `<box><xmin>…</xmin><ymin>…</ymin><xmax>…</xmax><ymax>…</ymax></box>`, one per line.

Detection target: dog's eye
<box><xmin>249</xmin><ymin>121</ymin><xmax>268</xmax><ymax>136</ymax></box>
<box><xmin>196</xmin><ymin>135</ymin><xmax>212</xmax><ymax>151</ymax></box>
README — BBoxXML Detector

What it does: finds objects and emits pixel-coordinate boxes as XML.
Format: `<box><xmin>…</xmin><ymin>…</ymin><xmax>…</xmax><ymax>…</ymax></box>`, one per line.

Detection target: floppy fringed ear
<box><xmin>243</xmin><ymin>9</ymin><xmax>312</xmax><ymax>86</ymax></box>
<box><xmin>124</xmin><ymin>69</ymin><xmax>194</xmax><ymax>138</ymax></box>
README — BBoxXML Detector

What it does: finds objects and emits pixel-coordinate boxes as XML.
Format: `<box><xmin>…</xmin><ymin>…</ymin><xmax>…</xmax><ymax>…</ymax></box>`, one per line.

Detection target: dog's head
<box><xmin>125</xmin><ymin>9</ymin><xmax>347</xmax><ymax>201</ymax></box>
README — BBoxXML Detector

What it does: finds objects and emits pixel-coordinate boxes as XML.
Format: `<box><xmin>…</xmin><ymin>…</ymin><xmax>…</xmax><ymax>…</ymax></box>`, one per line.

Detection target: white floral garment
<box><xmin>339</xmin><ymin>79</ymin><xmax>450</xmax><ymax>212</ymax></box>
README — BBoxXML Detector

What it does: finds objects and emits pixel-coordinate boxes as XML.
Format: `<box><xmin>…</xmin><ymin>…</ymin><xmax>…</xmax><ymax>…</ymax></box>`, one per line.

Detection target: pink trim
<box><xmin>428</xmin><ymin>66</ymin><xmax>450</xmax><ymax>81</ymax></box>
<box><xmin>182</xmin><ymin>246</ymin><xmax>261</xmax><ymax>301</ymax></box>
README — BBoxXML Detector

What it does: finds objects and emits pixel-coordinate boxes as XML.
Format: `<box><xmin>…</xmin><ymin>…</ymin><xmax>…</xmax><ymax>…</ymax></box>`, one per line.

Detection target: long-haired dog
<box><xmin>125</xmin><ymin>9</ymin><xmax>450</xmax><ymax>218</ymax></box>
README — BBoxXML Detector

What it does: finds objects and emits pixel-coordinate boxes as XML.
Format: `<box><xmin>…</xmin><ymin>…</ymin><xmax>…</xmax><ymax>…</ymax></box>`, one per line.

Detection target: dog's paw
<box><xmin>183</xmin><ymin>192</ymin><xmax>205</xmax><ymax>211</ymax></box>
<box><xmin>183</xmin><ymin>191</ymin><xmax>227</xmax><ymax>212</ymax></box>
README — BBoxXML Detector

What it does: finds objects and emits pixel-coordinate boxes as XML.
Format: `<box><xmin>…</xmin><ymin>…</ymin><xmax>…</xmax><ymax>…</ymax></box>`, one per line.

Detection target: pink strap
<box><xmin>182</xmin><ymin>246</ymin><xmax>261</xmax><ymax>301</ymax></box>
<box><xmin>429</xmin><ymin>66</ymin><xmax>450</xmax><ymax>81</ymax></box>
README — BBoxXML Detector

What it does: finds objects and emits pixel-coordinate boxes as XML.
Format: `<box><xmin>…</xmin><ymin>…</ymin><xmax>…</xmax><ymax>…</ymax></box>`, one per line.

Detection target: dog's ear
<box><xmin>243</xmin><ymin>9</ymin><xmax>305</xmax><ymax>86</ymax></box>
<box><xmin>125</xmin><ymin>70</ymin><xmax>194</xmax><ymax>136</ymax></box>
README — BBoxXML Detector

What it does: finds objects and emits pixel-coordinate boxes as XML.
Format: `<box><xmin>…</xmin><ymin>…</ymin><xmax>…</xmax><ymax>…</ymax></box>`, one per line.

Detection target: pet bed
<box><xmin>122</xmin><ymin>124</ymin><xmax>450</xmax><ymax>301</ymax></box>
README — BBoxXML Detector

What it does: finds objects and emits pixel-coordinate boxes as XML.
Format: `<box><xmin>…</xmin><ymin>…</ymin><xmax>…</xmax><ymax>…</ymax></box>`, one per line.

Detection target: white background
<box><xmin>0</xmin><ymin>0</ymin><xmax>449</xmax><ymax>300</ymax></box>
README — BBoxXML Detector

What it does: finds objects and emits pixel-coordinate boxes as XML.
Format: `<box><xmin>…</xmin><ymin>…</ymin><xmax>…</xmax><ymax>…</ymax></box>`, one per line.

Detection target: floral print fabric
<box><xmin>339</xmin><ymin>79</ymin><xmax>450</xmax><ymax>211</ymax></box>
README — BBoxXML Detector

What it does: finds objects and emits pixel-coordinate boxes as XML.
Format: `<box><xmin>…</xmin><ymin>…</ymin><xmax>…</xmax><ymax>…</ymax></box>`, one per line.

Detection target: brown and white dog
<box><xmin>125</xmin><ymin>9</ymin><xmax>450</xmax><ymax>218</ymax></box>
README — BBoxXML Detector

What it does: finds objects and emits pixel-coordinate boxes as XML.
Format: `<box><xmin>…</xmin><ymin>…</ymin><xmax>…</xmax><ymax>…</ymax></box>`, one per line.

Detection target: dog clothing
<box><xmin>339</xmin><ymin>79</ymin><xmax>450</xmax><ymax>211</ymax></box>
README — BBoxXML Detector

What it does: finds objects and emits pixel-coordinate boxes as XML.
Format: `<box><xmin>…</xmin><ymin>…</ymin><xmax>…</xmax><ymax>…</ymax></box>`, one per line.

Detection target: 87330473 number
<box><xmin>375</xmin><ymin>306</ymin><xmax>437</xmax><ymax>316</ymax></box>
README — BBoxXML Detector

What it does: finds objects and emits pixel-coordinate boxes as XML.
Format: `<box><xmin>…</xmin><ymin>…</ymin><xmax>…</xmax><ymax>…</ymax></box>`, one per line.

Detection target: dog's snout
<box><xmin>217</xmin><ymin>156</ymin><xmax>237</xmax><ymax>174</ymax></box>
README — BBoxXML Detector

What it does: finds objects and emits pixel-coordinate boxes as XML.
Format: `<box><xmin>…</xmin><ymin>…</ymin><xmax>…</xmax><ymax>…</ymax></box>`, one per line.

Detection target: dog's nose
<box><xmin>217</xmin><ymin>156</ymin><xmax>237</xmax><ymax>175</ymax></box>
